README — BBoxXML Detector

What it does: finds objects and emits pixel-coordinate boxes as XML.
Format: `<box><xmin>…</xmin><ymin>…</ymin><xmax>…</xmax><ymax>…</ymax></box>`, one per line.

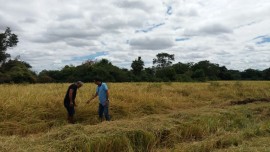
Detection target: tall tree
<box><xmin>0</xmin><ymin>27</ymin><xmax>18</xmax><ymax>63</ymax></box>
<box><xmin>192</xmin><ymin>60</ymin><xmax>220</xmax><ymax>80</ymax></box>
<box><xmin>153</xmin><ymin>52</ymin><xmax>174</xmax><ymax>68</ymax></box>
<box><xmin>241</xmin><ymin>69</ymin><xmax>262</xmax><ymax>80</ymax></box>
<box><xmin>262</xmin><ymin>68</ymin><xmax>270</xmax><ymax>80</ymax></box>
<box><xmin>131</xmin><ymin>56</ymin><xmax>144</xmax><ymax>75</ymax></box>
<box><xmin>172</xmin><ymin>62</ymin><xmax>192</xmax><ymax>74</ymax></box>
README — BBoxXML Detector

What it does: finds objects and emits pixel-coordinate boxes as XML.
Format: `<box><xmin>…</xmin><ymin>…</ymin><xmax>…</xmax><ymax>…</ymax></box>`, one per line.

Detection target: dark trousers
<box><xmin>98</xmin><ymin>103</ymin><xmax>110</xmax><ymax>121</ymax></box>
<box><xmin>64</xmin><ymin>103</ymin><xmax>75</xmax><ymax>117</ymax></box>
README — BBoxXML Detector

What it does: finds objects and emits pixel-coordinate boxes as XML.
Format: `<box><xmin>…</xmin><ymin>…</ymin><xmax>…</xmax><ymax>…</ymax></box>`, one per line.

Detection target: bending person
<box><xmin>64</xmin><ymin>81</ymin><xmax>83</xmax><ymax>123</ymax></box>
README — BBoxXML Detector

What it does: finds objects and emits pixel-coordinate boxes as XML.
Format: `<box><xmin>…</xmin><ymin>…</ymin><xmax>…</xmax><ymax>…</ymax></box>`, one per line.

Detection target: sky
<box><xmin>0</xmin><ymin>0</ymin><xmax>270</xmax><ymax>72</ymax></box>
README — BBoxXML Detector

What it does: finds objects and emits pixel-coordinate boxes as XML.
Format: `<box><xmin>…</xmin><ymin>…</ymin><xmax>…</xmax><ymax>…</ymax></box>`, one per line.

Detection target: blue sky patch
<box><xmin>135</xmin><ymin>23</ymin><xmax>165</xmax><ymax>33</ymax></box>
<box><xmin>175</xmin><ymin>38</ymin><xmax>189</xmax><ymax>42</ymax></box>
<box><xmin>71</xmin><ymin>52</ymin><xmax>108</xmax><ymax>61</ymax></box>
<box><xmin>253</xmin><ymin>35</ymin><xmax>267</xmax><ymax>40</ymax></box>
<box><xmin>167</xmin><ymin>6</ymin><xmax>172</xmax><ymax>15</ymax></box>
<box><xmin>254</xmin><ymin>35</ymin><xmax>270</xmax><ymax>44</ymax></box>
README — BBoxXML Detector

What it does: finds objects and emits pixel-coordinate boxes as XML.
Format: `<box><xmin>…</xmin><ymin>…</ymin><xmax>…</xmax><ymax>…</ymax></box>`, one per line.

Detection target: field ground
<box><xmin>0</xmin><ymin>81</ymin><xmax>270</xmax><ymax>152</ymax></box>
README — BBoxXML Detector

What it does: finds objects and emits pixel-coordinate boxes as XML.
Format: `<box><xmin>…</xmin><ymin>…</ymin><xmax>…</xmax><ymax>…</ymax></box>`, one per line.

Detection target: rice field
<box><xmin>0</xmin><ymin>81</ymin><xmax>270</xmax><ymax>152</ymax></box>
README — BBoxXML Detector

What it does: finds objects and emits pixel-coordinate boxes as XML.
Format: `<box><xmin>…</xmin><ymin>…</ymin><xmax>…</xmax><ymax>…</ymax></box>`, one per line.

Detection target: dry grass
<box><xmin>0</xmin><ymin>81</ymin><xmax>270</xmax><ymax>151</ymax></box>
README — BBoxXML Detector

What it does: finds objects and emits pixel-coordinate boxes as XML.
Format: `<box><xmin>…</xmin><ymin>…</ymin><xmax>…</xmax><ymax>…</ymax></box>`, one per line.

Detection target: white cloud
<box><xmin>129</xmin><ymin>36</ymin><xmax>174</xmax><ymax>50</ymax></box>
<box><xmin>183</xmin><ymin>23</ymin><xmax>233</xmax><ymax>36</ymax></box>
<box><xmin>0</xmin><ymin>0</ymin><xmax>270</xmax><ymax>72</ymax></box>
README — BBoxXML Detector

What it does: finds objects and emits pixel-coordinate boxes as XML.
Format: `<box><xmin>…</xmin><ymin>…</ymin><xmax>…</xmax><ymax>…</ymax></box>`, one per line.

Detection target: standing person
<box><xmin>87</xmin><ymin>78</ymin><xmax>110</xmax><ymax>121</ymax></box>
<box><xmin>64</xmin><ymin>81</ymin><xmax>83</xmax><ymax>124</ymax></box>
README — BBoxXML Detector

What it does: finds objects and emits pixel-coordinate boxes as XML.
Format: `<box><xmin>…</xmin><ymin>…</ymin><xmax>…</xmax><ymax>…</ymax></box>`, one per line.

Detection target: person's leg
<box><xmin>65</xmin><ymin>104</ymin><xmax>75</xmax><ymax>124</ymax></box>
<box><xmin>104</xmin><ymin>103</ymin><xmax>110</xmax><ymax>121</ymax></box>
<box><xmin>98</xmin><ymin>103</ymin><xmax>104</xmax><ymax>122</ymax></box>
<box><xmin>65</xmin><ymin>104</ymin><xmax>70</xmax><ymax>121</ymax></box>
<box><xmin>68</xmin><ymin>116</ymin><xmax>74</xmax><ymax>124</ymax></box>
<box><xmin>68</xmin><ymin>106</ymin><xmax>75</xmax><ymax>124</ymax></box>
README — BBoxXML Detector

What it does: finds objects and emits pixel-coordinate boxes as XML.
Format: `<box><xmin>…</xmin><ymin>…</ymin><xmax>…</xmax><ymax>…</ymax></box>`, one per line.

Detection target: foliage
<box><xmin>0</xmin><ymin>27</ymin><xmax>18</xmax><ymax>63</ymax></box>
<box><xmin>1</xmin><ymin>28</ymin><xmax>270</xmax><ymax>83</ymax></box>
<box><xmin>2</xmin><ymin>56</ymin><xmax>270</xmax><ymax>83</ymax></box>
<box><xmin>241</xmin><ymin>69</ymin><xmax>263</xmax><ymax>80</ymax></box>
<box><xmin>262</xmin><ymin>68</ymin><xmax>270</xmax><ymax>80</ymax></box>
<box><xmin>153</xmin><ymin>52</ymin><xmax>174</xmax><ymax>68</ymax></box>
<box><xmin>131</xmin><ymin>56</ymin><xmax>144</xmax><ymax>76</ymax></box>
<box><xmin>192</xmin><ymin>60</ymin><xmax>220</xmax><ymax>80</ymax></box>
<box><xmin>0</xmin><ymin>28</ymin><xmax>35</xmax><ymax>83</ymax></box>
<box><xmin>0</xmin><ymin>59</ymin><xmax>36</xmax><ymax>83</ymax></box>
<box><xmin>192</xmin><ymin>69</ymin><xmax>206</xmax><ymax>82</ymax></box>
<box><xmin>155</xmin><ymin>67</ymin><xmax>176</xmax><ymax>82</ymax></box>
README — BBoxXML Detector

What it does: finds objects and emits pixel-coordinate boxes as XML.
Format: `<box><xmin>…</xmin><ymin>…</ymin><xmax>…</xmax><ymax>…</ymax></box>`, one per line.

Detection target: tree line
<box><xmin>1</xmin><ymin>28</ymin><xmax>270</xmax><ymax>83</ymax></box>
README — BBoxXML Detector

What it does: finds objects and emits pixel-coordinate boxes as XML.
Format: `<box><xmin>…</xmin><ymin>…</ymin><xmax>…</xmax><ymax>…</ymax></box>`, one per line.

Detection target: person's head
<box><xmin>93</xmin><ymin>77</ymin><xmax>102</xmax><ymax>85</ymax></box>
<box><xmin>76</xmin><ymin>81</ymin><xmax>83</xmax><ymax>88</ymax></box>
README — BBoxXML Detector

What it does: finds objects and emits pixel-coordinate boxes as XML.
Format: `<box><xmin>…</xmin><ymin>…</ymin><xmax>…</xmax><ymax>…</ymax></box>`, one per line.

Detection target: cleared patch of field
<box><xmin>0</xmin><ymin>81</ymin><xmax>270</xmax><ymax>151</ymax></box>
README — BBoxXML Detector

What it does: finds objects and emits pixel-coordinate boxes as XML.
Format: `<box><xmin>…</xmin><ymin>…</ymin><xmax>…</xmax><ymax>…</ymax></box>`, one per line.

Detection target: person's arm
<box><xmin>104</xmin><ymin>90</ymin><xmax>109</xmax><ymax>106</ymax></box>
<box><xmin>69</xmin><ymin>89</ymin><xmax>74</xmax><ymax>107</ymax></box>
<box><xmin>87</xmin><ymin>92</ymin><xmax>98</xmax><ymax>104</ymax></box>
<box><xmin>106</xmin><ymin>90</ymin><xmax>109</xmax><ymax>101</ymax></box>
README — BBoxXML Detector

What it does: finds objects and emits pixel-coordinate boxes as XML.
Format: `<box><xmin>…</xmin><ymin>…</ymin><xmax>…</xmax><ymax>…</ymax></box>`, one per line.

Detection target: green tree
<box><xmin>241</xmin><ymin>69</ymin><xmax>262</xmax><ymax>80</ymax></box>
<box><xmin>156</xmin><ymin>67</ymin><xmax>176</xmax><ymax>81</ymax></box>
<box><xmin>172</xmin><ymin>62</ymin><xmax>192</xmax><ymax>74</ymax></box>
<box><xmin>0</xmin><ymin>29</ymin><xmax>37</xmax><ymax>83</ymax></box>
<box><xmin>38</xmin><ymin>70</ymin><xmax>54</xmax><ymax>83</ymax></box>
<box><xmin>142</xmin><ymin>68</ymin><xmax>155</xmax><ymax>82</ymax></box>
<box><xmin>0</xmin><ymin>27</ymin><xmax>18</xmax><ymax>63</ymax></box>
<box><xmin>93</xmin><ymin>59</ymin><xmax>131</xmax><ymax>82</ymax></box>
<box><xmin>262</xmin><ymin>68</ymin><xmax>270</xmax><ymax>80</ymax></box>
<box><xmin>228</xmin><ymin>70</ymin><xmax>241</xmax><ymax>80</ymax></box>
<box><xmin>131</xmin><ymin>56</ymin><xmax>144</xmax><ymax>75</ymax></box>
<box><xmin>61</xmin><ymin>65</ymin><xmax>76</xmax><ymax>82</ymax></box>
<box><xmin>153</xmin><ymin>53</ymin><xmax>174</xmax><ymax>68</ymax></box>
<box><xmin>192</xmin><ymin>60</ymin><xmax>220</xmax><ymax>80</ymax></box>
<box><xmin>1</xmin><ymin>59</ymin><xmax>37</xmax><ymax>83</ymax></box>
<box><xmin>192</xmin><ymin>69</ymin><xmax>206</xmax><ymax>82</ymax></box>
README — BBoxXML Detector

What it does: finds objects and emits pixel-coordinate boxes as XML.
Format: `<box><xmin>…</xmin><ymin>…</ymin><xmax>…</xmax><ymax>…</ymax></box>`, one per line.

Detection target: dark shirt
<box><xmin>64</xmin><ymin>84</ymin><xmax>78</xmax><ymax>105</ymax></box>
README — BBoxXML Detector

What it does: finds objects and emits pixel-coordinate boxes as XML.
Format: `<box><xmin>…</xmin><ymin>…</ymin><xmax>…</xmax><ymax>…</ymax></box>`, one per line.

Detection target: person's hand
<box><xmin>104</xmin><ymin>100</ymin><xmax>109</xmax><ymax>107</ymax></box>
